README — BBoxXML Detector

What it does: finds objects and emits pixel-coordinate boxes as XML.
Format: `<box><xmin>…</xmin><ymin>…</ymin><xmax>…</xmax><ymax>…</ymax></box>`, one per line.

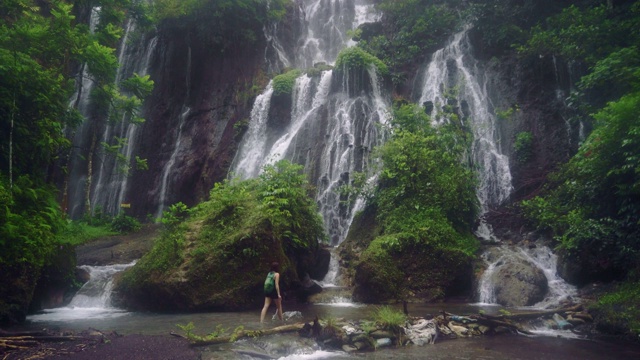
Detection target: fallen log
<box><xmin>0</xmin><ymin>330</ymin><xmax>49</xmax><ymax>338</ymax></box>
<box><xmin>190</xmin><ymin>323</ymin><xmax>305</xmax><ymax>347</ymax></box>
<box><xmin>472</xmin><ymin>316</ymin><xmax>534</xmax><ymax>335</ymax></box>
<box><xmin>447</xmin><ymin>304</ymin><xmax>584</xmax><ymax>322</ymax></box>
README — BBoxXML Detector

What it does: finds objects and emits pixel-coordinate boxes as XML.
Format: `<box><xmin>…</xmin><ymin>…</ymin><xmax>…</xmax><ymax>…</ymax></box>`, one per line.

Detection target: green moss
<box><xmin>334</xmin><ymin>47</ymin><xmax>389</xmax><ymax>76</ymax></box>
<box><xmin>272</xmin><ymin>69</ymin><xmax>302</xmax><ymax>97</ymax></box>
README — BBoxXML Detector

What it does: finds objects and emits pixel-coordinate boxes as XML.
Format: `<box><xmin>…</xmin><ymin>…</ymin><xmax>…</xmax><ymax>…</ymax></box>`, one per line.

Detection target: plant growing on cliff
<box><xmin>514</xmin><ymin>131</ymin><xmax>534</xmax><ymax>164</ymax></box>
<box><xmin>272</xmin><ymin>69</ymin><xmax>302</xmax><ymax>97</ymax></box>
<box><xmin>356</xmin><ymin>0</ymin><xmax>459</xmax><ymax>84</ymax></box>
<box><xmin>377</xmin><ymin>104</ymin><xmax>478</xmax><ymax>237</ymax></box>
<box><xmin>335</xmin><ymin>47</ymin><xmax>389</xmax><ymax>76</ymax></box>
<box><xmin>118</xmin><ymin>160</ymin><xmax>325</xmax><ymax>309</ymax></box>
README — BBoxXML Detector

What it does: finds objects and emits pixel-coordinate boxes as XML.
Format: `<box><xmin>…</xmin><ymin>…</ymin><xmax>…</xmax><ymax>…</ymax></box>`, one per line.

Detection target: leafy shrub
<box><xmin>335</xmin><ymin>47</ymin><xmax>388</xmax><ymax>76</ymax></box>
<box><xmin>272</xmin><ymin>69</ymin><xmax>302</xmax><ymax>97</ymax></box>
<box><xmin>0</xmin><ymin>176</ymin><xmax>65</xmax><ymax>267</ymax></box>
<box><xmin>110</xmin><ymin>213</ymin><xmax>141</xmax><ymax>233</ymax></box>
<box><xmin>160</xmin><ymin>202</ymin><xmax>190</xmax><ymax>230</ymax></box>
<box><xmin>376</xmin><ymin>104</ymin><xmax>478</xmax><ymax>237</ymax></box>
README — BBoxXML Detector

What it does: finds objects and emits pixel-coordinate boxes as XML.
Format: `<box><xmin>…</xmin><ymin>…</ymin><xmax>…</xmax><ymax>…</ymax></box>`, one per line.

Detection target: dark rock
<box><xmin>355</xmin><ymin>22</ymin><xmax>383</xmax><ymax>42</ymax></box>
<box><xmin>306</xmin><ymin>246</ymin><xmax>331</xmax><ymax>280</ymax></box>
<box><xmin>0</xmin><ymin>262</ymin><xmax>39</xmax><ymax>324</ymax></box>
<box><xmin>490</xmin><ymin>259</ymin><xmax>548</xmax><ymax>307</ymax></box>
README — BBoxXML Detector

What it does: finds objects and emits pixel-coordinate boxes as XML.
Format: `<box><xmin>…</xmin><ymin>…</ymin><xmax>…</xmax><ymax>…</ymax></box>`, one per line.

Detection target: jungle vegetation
<box><xmin>1</xmin><ymin>0</ymin><xmax>639</xmax><ymax>332</ymax></box>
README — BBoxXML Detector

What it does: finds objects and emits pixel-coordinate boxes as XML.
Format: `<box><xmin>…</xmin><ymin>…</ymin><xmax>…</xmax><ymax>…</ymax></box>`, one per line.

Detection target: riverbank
<box><xmin>0</xmin><ymin>329</ymin><xmax>199</xmax><ymax>360</ymax></box>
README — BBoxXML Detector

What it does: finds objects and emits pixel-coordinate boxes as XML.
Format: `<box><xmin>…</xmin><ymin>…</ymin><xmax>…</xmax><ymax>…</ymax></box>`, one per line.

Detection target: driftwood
<box><xmin>441</xmin><ymin>304</ymin><xmax>584</xmax><ymax>336</ymax></box>
<box><xmin>473</xmin><ymin>316</ymin><xmax>534</xmax><ymax>335</ymax></box>
<box><xmin>0</xmin><ymin>333</ymin><xmax>80</xmax><ymax>353</ymax></box>
<box><xmin>496</xmin><ymin>304</ymin><xmax>583</xmax><ymax>321</ymax></box>
<box><xmin>189</xmin><ymin>323</ymin><xmax>305</xmax><ymax>347</ymax></box>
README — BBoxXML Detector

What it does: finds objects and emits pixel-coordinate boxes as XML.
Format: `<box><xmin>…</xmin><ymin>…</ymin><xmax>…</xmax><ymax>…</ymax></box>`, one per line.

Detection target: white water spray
<box><xmin>28</xmin><ymin>262</ymin><xmax>135</xmax><ymax>322</ymax></box>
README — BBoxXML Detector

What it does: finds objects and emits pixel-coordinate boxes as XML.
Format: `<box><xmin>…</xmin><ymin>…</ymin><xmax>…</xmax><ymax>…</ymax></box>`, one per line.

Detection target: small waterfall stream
<box><xmin>28</xmin><ymin>262</ymin><xmax>135</xmax><ymax>322</ymax></box>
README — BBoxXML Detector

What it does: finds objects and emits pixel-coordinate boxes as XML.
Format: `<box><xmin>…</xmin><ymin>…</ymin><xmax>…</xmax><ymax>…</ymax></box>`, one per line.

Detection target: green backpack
<box><xmin>264</xmin><ymin>271</ymin><xmax>275</xmax><ymax>293</ymax></box>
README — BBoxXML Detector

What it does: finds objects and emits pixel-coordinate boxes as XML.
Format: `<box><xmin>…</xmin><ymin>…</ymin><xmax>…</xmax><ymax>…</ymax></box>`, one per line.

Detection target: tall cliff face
<box><xmin>127</xmin><ymin>25</ymin><xmax>264</xmax><ymax>218</ymax></box>
<box><xmin>465</xmin><ymin>29</ymin><xmax>584</xmax><ymax>235</ymax></box>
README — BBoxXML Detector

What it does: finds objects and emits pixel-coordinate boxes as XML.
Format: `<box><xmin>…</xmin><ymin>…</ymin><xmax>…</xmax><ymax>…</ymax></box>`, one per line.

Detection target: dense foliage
<box><xmin>0</xmin><ymin>0</ymin><xmax>153</xmax><ymax>324</ymax></box>
<box><xmin>376</xmin><ymin>104</ymin><xmax>478</xmax><ymax>241</ymax></box>
<box><xmin>0</xmin><ymin>0</ymin><xmax>149</xmax><ymax>270</ymax></box>
<box><xmin>352</xmin><ymin>104</ymin><xmax>479</xmax><ymax>302</ymax></box>
<box><xmin>334</xmin><ymin>47</ymin><xmax>389</xmax><ymax>76</ymax></box>
<box><xmin>520</xmin><ymin>1</ymin><xmax>640</xmax><ymax>281</ymax></box>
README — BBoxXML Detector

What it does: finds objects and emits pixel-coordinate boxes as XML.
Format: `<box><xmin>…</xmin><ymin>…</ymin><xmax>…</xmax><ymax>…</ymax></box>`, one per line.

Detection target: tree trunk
<box><xmin>85</xmin><ymin>130</ymin><xmax>97</xmax><ymax>218</ymax></box>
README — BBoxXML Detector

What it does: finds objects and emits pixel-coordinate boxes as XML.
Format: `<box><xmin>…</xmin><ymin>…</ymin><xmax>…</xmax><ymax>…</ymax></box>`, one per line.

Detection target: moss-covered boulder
<box><xmin>352</xmin><ymin>233</ymin><xmax>474</xmax><ymax>303</ymax></box>
<box><xmin>113</xmin><ymin>161</ymin><xmax>327</xmax><ymax>311</ymax></box>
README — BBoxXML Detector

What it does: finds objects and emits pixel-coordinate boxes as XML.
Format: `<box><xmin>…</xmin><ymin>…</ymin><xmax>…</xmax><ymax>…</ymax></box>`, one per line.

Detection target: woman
<box><xmin>260</xmin><ymin>262</ymin><xmax>283</xmax><ymax>323</ymax></box>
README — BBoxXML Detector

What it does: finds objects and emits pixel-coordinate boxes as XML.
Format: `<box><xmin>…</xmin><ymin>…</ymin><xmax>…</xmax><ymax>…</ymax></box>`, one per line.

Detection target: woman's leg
<box><xmin>275</xmin><ymin>297</ymin><xmax>283</xmax><ymax>321</ymax></box>
<box><xmin>260</xmin><ymin>297</ymin><xmax>272</xmax><ymax>323</ymax></box>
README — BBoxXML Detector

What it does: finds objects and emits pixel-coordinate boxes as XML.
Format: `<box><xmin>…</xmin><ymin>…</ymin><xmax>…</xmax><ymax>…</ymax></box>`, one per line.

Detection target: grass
<box><xmin>372</xmin><ymin>305</ymin><xmax>407</xmax><ymax>329</ymax></box>
<box><xmin>57</xmin><ymin>220</ymin><xmax>116</xmax><ymax>246</ymax></box>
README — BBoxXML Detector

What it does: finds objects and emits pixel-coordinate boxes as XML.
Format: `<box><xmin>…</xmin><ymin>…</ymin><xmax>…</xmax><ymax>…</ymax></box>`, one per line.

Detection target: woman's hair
<box><xmin>270</xmin><ymin>262</ymin><xmax>280</xmax><ymax>272</ymax></box>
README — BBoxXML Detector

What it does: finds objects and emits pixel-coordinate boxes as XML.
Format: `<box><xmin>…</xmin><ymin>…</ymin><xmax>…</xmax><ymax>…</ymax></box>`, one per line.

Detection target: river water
<box><xmin>23</xmin><ymin>298</ymin><xmax>640</xmax><ymax>359</ymax></box>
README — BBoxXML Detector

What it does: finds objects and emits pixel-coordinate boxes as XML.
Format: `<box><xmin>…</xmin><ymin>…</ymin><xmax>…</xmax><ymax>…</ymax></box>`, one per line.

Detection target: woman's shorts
<box><xmin>265</xmin><ymin>290</ymin><xmax>278</xmax><ymax>299</ymax></box>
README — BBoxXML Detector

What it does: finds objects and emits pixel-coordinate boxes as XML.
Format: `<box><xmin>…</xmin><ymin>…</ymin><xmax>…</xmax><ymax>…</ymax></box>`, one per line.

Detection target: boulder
<box><xmin>490</xmin><ymin>259</ymin><xmax>548</xmax><ymax>307</ymax></box>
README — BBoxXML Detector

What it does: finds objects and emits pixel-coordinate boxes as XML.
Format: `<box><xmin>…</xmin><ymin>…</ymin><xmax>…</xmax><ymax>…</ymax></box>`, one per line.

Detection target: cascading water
<box><xmin>418</xmin><ymin>27</ymin><xmax>513</xmax><ymax>242</ymax></box>
<box><xmin>65</xmin><ymin>7</ymin><xmax>101</xmax><ymax>218</ymax></box>
<box><xmin>231</xmin><ymin>1</ymin><xmax>387</xmax><ymax>291</ymax></box>
<box><xmin>232</xmin><ymin>0</ymin><xmax>387</xmax><ymax>246</ymax></box>
<box><xmin>155</xmin><ymin>106</ymin><xmax>191</xmax><ymax>219</ymax></box>
<box><xmin>28</xmin><ymin>262</ymin><xmax>135</xmax><ymax>322</ymax></box>
<box><xmin>418</xmin><ymin>28</ymin><xmax>576</xmax><ymax>309</ymax></box>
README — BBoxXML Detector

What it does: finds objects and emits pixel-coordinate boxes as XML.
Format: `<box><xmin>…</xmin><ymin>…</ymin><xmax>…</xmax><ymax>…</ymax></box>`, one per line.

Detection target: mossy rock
<box><xmin>353</xmin><ymin>233</ymin><xmax>474</xmax><ymax>303</ymax></box>
<box><xmin>114</xmin><ymin>162</ymin><xmax>326</xmax><ymax>312</ymax></box>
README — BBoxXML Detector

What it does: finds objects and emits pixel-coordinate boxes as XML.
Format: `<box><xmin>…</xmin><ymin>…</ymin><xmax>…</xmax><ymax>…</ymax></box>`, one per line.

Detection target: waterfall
<box><xmin>66</xmin><ymin>7</ymin><xmax>101</xmax><ymax>218</ymax></box>
<box><xmin>232</xmin><ymin>0</ymin><xmax>388</xmax><ymax>247</ymax></box>
<box><xmin>66</xmin><ymin>7</ymin><xmax>157</xmax><ymax>218</ymax></box>
<box><xmin>418</xmin><ymin>28</ymin><xmax>578</xmax><ymax>308</ymax></box>
<box><xmin>93</xmin><ymin>23</ymin><xmax>158</xmax><ymax>216</ymax></box>
<box><xmin>476</xmin><ymin>246</ymin><xmax>577</xmax><ymax>308</ymax></box>
<box><xmin>28</xmin><ymin>262</ymin><xmax>135</xmax><ymax>322</ymax></box>
<box><xmin>155</xmin><ymin>44</ymin><xmax>193</xmax><ymax>219</ymax></box>
<box><xmin>156</xmin><ymin>106</ymin><xmax>191</xmax><ymax>219</ymax></box>
<box><xmin>418</xmin><ymin>28</ymin><xmax>513</xmax><ymax>229</ymax></box>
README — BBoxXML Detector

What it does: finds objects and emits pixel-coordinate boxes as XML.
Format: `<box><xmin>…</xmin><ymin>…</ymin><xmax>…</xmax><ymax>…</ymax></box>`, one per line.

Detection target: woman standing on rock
<box><xmin>260</xmin><ymin>262</ymin><xmax>283</xmax><ymax>323</ymax></box>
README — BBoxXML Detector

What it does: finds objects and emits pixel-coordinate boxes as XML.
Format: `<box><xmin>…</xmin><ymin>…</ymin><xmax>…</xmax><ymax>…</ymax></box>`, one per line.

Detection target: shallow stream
<box><xmin>20</xmin><ymin>300</ymin><xmax>640</xmax><ymax>360</ymax></box>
